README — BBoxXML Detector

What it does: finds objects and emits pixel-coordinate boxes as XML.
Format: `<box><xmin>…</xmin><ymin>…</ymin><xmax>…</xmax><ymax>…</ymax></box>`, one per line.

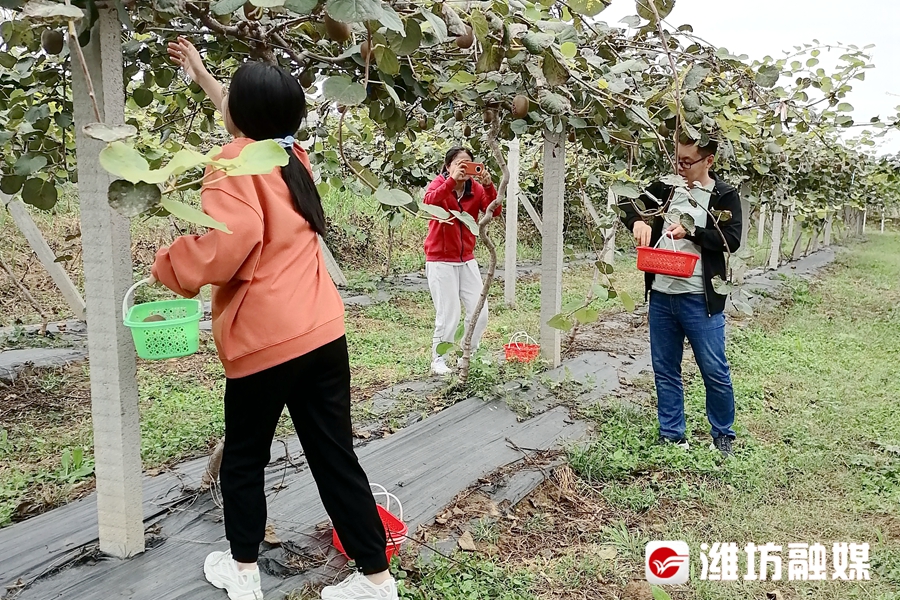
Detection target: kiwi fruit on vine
<box><xmin>483</xmin><ymin>108</ymin><xmax>495</xmax><ymax>124</ymax></box>
<box><xmin>243</xmin><ymin>2</ymin><xmax>263</xmax><ymax>21</ymax></box>
<box><xmin>360</xmin><ymin>40</ymin><xmax>373</xmax><ymax>62</ymax></box>
<box><xmin>299</xmin><ymin>69</ymin><xmax>316</xmax><ymax>88</ymax></box>
<box><xmin>324</xmin><ymin>14</ymin><xmax>351</xmax><ymax>44</ymax></box>
<box><xmin>41</xmin><ymin>29</ymin><xmax>64</xmax><ymax>55</ymax></box>
<box><xmin>454</xmin><ymin>109</ymin><xmax>463</xmax><ymax>121</ymax></box>
<box><xmin>463</xmin><ymin>124</ymin><xmax>472</xmax><ymax>137</ymax></box>
<box><xmin>455</xmin><ymin>26</ymin><xmax>474</xmax><ymax>49</ymax></box>
<box><xmin>568</xmin><ymin>130</ymin><xmax>576</xmax><ymax>143</ymax></box>
<box><xmin>418</xmin><ymin>116</ymin><xmax>427</xmax><ymax>129</ymax></box>
<box><xmin>512</xmin><ymin>94</ymin><xmax>529</xmax><ymax>119</ymax></box>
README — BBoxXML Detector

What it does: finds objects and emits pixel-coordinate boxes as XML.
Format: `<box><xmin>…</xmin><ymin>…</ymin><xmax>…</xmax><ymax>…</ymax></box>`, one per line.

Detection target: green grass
<box><xmin>563</xmin><ymin>233</ymin><xmax>900</xmax><ymax>599</ymax></box>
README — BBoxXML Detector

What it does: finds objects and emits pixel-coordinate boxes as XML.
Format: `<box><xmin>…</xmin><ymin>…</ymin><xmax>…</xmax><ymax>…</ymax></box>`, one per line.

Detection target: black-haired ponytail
<box><xmin>283</xmin><ymin>150</ymin><xmax>326</xmax><ymax>236</ymax></box>
<box><xmin>227</xmin><ymin>60</ymin><xmax>326</xmax><ymax>236</ymax></box>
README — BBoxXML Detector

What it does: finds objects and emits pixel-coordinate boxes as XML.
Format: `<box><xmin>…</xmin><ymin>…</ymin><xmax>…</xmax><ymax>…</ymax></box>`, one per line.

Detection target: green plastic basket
<box><xmin>123</xmin><ymin>279</ymin><xmax>202</xmax><ymax>360</ymax></box>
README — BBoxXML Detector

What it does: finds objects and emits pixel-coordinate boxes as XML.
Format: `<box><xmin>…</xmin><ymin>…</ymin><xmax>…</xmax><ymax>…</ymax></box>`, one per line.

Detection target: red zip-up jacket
<box><xmin>423</xmin><ymin>173</ymin><xmax>500</xmax><ymax>263</ymax></box>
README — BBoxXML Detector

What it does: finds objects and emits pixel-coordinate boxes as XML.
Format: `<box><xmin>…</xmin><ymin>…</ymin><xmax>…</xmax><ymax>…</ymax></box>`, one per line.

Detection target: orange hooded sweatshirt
<box><xmin>151</xmin><ymin>137</ymin><xmax>345</xmax><ymax>379</ymax></box>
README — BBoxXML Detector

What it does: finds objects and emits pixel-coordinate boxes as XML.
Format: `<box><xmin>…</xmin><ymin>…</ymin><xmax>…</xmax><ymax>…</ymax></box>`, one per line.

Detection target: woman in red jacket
<box><xmin>423</xmin><ymin>147</ymin><xmax>501</xmax><ymax>375</ymax></box>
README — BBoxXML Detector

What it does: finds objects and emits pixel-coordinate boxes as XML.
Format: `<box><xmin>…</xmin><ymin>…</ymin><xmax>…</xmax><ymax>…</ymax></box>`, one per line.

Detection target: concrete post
<box><xmin>862</xmin><ymin>208</ymin><xmax>867</xmax><ymax>234</ymax></box>
<box><xmin>786</xmin><ymin>209</ymin><xmax>795</xmax><ymax>248</ymax></box>
<box><xmin>72</xmin><ymin>8</ymin><xmax>144</xmax><ymax>557</ymax></box>
<box><xmin>757</xmin><ymin>203</ymin><xmax>766</xmax><ymax>246</ymax></box>
<box><xmin>504</xmin><ymin>138</ymin><xmax>520</xmax><ymax>308</ymax></box>
<box><xmin>739</xmin><ymin>182</ymin><xmax>751</xmax><ymax>251</ymax></box>
<box><xmin>539</xmin><ymin>130</ymin><xmax>564</xmax><ymax>367</ymax></box>
<box><xmin>768</xmin><ymin>209</ymin><xmax>783</xmax><ymax>270</ymax></box>
<box><xmin>792</xmin><ymin>218</ymin><xmax>804</xmax><ymax>261</ymax></box>
<box><xmin>824</xmin><ymin>213</ymin><xmax>833</xmax><ymax>246</ymax></box>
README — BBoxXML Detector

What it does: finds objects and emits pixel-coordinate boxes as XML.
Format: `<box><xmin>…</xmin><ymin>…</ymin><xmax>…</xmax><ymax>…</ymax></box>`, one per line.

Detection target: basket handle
<box><xmin>370</xmin><ymin>483</ymin><xmax>403</xmax><ymax>522</ymax></box>
<box><xmin>122</xmin><ymin>278</ymin><xmax>151</xmax><ymax>322</ymax></box>
<box><xmin>508</xmin><ymin>331</ymin><xmax>537</xmax><ymax>347</ymax></box>
<box><xmin>653</xmin><ymin>231</ymin><xmax>677</xmax><ymax>250</ymax></box>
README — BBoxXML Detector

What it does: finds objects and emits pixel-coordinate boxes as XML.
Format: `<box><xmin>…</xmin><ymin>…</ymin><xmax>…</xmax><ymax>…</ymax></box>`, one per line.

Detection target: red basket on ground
<box><xmin>333</xmin><ymin>484</ymin><xmax>407</xmax><ymax>562</ymax></box>
<box><xmin>504</xmin><ymin>332</ymin><xmax>540</xmax><ymax>363</ymax></box>
<box><xmin>637</xmin><ymin>232</ymin><xmax>700</xmax><ymax>278</ymax></box>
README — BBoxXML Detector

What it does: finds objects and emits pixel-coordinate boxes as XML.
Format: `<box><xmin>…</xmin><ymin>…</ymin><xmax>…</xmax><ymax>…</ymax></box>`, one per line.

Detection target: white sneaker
<box><xmin>431</xmin><ymin>357</ymin><xmax>451</xmax><ymax>376</ymax></box>
<box><xmin>204</xmin><ymin>550</ymin><xmax>263</xmax><ymax>600</ymax></box>
<box><xmin>321</xmin><ymin>572</ymin><xmax>398</xmax><ymax>600</ymax></box>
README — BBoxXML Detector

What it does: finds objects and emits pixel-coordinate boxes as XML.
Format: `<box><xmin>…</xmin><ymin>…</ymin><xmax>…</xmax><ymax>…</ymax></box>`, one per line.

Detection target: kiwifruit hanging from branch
<box><xmin>40</xmin><ymin>29</ymin><xmax>64</xmax><ymax>55</ymax></box>
<box><xmin>243</xmin><ymin>2</ymin><xmax>263</xmax><ymax>21</ymax></box>
<box><xmin>324</xmin><ymin>14</ymin><xmax>351</xmax><ymax>44</ymax></box>
<box><xmin>463</xmin><ymin>124</ymin><xmax>472</xmax><ymax>137</ymax></box>
<box><xmin>360</xmin><ymin>40</ymin><xmax>373</xmax><ymax>62</ymax></box>
<box><xmin>512</xmin><ymin>94</ymin><xmax>529</xmax><ymax>119</ymax></box>
<box><xmin>455</xmin><ymin>26</ymin><xmax>474</xmax><ymax>49</ymax></box>
<box><xmin>418</xmin><ymin>116</ymin><xmax>427</xmax><ymax>129</ymax></box>
<box><xmin>568</xmin><ymin>130</ymin><xmax>576</xmax><ymax>143</ymax></box>
<box><xmin>454</xmin><ymin>109</ymin><xmax>463</xmax><ymax>121</ymax></box>
<box><xmin>299</xmin><ymin>69</ymin><xmax>316</xmax><ymax>88</ymax></box>
<box><xmin>483</xmin><ymin>108</ymin><xmax>495</xmax><ymax>124</ymax></box>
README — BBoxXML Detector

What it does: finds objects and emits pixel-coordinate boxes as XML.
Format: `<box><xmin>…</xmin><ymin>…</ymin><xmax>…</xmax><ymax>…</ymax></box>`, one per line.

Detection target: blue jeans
<box><xmin>649</xmin><ymin>291</ymin><xmax>736</xmax><ymax>440</ymax></box>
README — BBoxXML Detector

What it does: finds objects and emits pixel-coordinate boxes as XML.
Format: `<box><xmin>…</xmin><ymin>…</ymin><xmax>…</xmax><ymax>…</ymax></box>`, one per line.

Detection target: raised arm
<box><xmin>168</xmin><ymin>36</ymin><xmax>225</xmax><ymax>114</ymax></box>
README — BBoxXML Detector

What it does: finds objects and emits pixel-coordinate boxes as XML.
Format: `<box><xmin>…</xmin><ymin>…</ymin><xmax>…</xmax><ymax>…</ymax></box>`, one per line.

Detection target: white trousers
<box><xmin>426</xmin><ymin>260</ymin><xmax>489</xmax><ymax>361</ymax></box>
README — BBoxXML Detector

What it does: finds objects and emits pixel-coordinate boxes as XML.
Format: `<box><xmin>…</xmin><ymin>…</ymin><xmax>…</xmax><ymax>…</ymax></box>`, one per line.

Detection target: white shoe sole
<box><xmin>204</xmin><ymin>565</ymin><xmax>263</xmax><ymax>600</ymax></box>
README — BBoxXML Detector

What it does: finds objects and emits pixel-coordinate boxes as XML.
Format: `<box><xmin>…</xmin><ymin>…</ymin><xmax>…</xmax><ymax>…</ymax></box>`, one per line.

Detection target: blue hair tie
<box><xmin>274</xmin><ymin>135</ymin><xmax>296</xmax><ymax>149</ymax></box>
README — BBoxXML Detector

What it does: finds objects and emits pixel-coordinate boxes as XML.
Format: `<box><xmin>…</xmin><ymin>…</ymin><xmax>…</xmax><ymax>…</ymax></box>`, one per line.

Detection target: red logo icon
<box><xmin>646</xmin><ymin>541</ymin><xmax>690</xmax><ymax>584</ymax></box>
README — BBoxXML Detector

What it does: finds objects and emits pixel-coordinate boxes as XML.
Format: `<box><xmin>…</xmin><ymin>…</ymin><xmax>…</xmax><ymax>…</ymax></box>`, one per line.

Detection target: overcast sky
<box><xmin>594</xmin><ymin>0</ymin><xmax>900</xmax><ymax>155</ymax></box>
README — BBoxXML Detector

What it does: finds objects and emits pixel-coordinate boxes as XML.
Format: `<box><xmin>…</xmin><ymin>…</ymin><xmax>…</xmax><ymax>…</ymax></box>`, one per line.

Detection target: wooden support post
<box><xmin>539</xmin><ymin>131</ymin><xmax>564</xmax><ymax>367</ymax></box>
<box><xmin>318</xmin><ymin>235</ymin><xmax>347</xmax><ymax>287</ymax></box>
<box><xmin>757</xmin><ymin>203</ymin><xmax>766</xmax><ymax>246</ymax></box>
<box><xmin>504</xmin><ymin>138</ymin><xmax>520</xmax><ymax>308</ymax></box>
<box><xmin>768</xmin><ymin>209</ymin><xmax>783</xmax><ymax>270</ymax></box>
<box><xmin>739</xmin><ymin>183</ymin><xmax>751</xmax><ymax>250</ymax></box>
<box><xmin>2</xmin><ymin>194</ymin><xmax>86</xmax><ymax>319</ymax></box>
<box><xmin>73</xmin><ymin>8</ymin><xmax>144</xmax><ymax>558</ymax></box>
<box><xmin>824</xmin><ymin>213</ymin><xmax>833</xmax><ymax>246</ymax></box>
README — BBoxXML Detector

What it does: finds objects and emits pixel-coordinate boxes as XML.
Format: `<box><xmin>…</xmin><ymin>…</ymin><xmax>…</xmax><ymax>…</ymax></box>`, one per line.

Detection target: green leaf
<box><xmin>323</xmin><ymin>75</ymin><xmax>367</xmax><ymax>106</ymax></box>
<box><xmin>374</xmin><ymin>45</ymin><xmax>400</xmax><ymax>75</ymax></box>
<box><xmin>560</xmin><ymin>42</ymin><xmax>577</xmax><ymax>59</ymax></box>
<box><xmin>420</xmin><ymin>203</ymin><xmax>451</xmax><ymax>220</ymax></box>
<box><xmin>14</xmin><ymin>155</ymin><xmax>47</xmax><ymax>176</ymax></box>
<box><xmin>595</xmin><ymin>261</ymin><xmax>614</xmax><ymax>274</ymax></box>
<box><xmin>476</xmin><ymin>41</ymin><xmax>504</xmax><ymax>73</ymax></box>
<box><xmin>325</xmin><ymin>0</ymin><xmax>384</xmax><ymax>22</ymax></box>
<box><xmin>682</xmin><ymin>64</ymin><xmax>710</xmax><ymax>90</ymax></box>
<box><xmin>651</xmin><ymin>586</ymin><xmax>673</xmax><ymax>600</ymax></box>
<box><xmin>211</xmin><ymin>0</ymin><xmax>245</xmax><ymax>14</ymax></box>
<box><xmin>250</xmin><ymin>0</ymin><xmax>286</xmax><ymax>6</ymax></box>
<box><xmin>511</xmin><ymin>119</ymin><xmax>528</xmax><ymax>135</ymax></box>
<box><xmin>375</xmin><ymin>187</ymin><xmax>414</xmax><ymax>207</ymax></box>
<box><xmin>454</xmin><ymin>322</ymin><xmax>465</xmax><ymax>343</ymax></box>
<box><xmin>635</xmin><ymin>0</ymin><xmax>674</xmax><ymax>22</ymax></box>
<box><xmin>538</xmin><ymin>90</ymin><xmax>571</xmax><ymax>114</ymax></box>
<box><xmin>392</xmin><ymin>18</ymin><xmax>421</xmax><ymax>55</ymax></box>
<box><xmin>619</xmin><ymin>290</ymin><xmax>635</xmax><ymax>312</ymax></box>
<box><xmin>610</xmin><ymin>182</ymin><xmax>641</xmax><ymax>199</ymax></box>
<box><xmin>420</xmin><ymin>10</ymin><xmax>447</xmax><ymax>43</ymax></box>
<box><xmin>132</xmin><ymin>87</ymin><xmax>154</xmax><ymax>108</ymax></box>
<box><xmin>547</xmin><ymin>314</ymin><xmax>573</xmax><ymax>331</ymax></box>
<box><xmin>82</xmin><ymin>123</ymin><xmax>138</xmax><ymax>143</ymax></box>
<box><xmin>99</xmin><ymin>142</ymin><xmax>152</xmax><ymax>183</ymax></box>
<box><xmin>378</xmin><ymin>3</ymin><xmax>404</xmax><ymax>35</ymax></box>
<box><xmin>469</xmin><ymin>10</ymin><xmax>489</xmax><ymax>44</ymax></box>
<box><xmin>574</xmin><ymin>307</ymin><xmax>599</xmax><ymax>324</ymax></box>
<box><xmin>755</xmin><ymin>64</ymin><xmax>781</xmax><ymax>88</ymax></box>
<box><xmin>160</xmin><ymin>197</ymin><xmax>231</xmax><ymax>233</ymax></box>
<box><xmin>542</xmin><ymin>49</ymin><xmax>569</xmax><ymax>86</ymax></box>
<box><xmin>61</xmin><ymin>448</ymin><xmax>71</xmax><ymax>472</ymax></box>
<box><xmin>522</xmin><ymin>32</ymin><xmax>554</xmax><ymax>55</ymax></box>
<box><xmin>591</xmin><ymin>284</ymin><xmax>609</xmax><ymax>301</ymax></box>
<box><xmin>449</xmin><ymin>209</ymin><xmax>479</xmax><ymax>235</ymax></box>
<box><xmin>214</xmin><ymin>140</ymin><xmax>289</xmax><ymax>176</ymax></box>
<box><xmin>107</xmin><ymin>180</ymin><xmax>161</xmax><ymax>217</ymax></box>
<box><xmin>22</xmin><ymin>0</ymin><xmax>84</xmax><ymax>20</ymax></box>
<box><xmin>837</xmin><ymin>102</ymin><xmax>854</xmax><ymax>112</ymax></box>
<box><xmin>436</xmin><ymin>341</ymin><xmax>455</xmax><ymax>356</ymax></box>
<box><xmin>0</xmin><ymin>175</ymin><xmax>25</xmax><ymax>195</ymax></box>
<box><xmin>283</xmin><ymin>0</ymin><xmax>318</xmax><ymax>13</ymax></box>
<box><xmin>566</xmin><ymin>0</ymin><xmax>609</xmax><ymax>17</ymax></box>
<box><xmin>712</xmin><ymin>275</ymin><xmax>734</xmax><ymax>295</ymax></box>
<box><xmin>21</xmin><ymin>178</ymin><xmax>57</xmax><ymax>210</ymax></box>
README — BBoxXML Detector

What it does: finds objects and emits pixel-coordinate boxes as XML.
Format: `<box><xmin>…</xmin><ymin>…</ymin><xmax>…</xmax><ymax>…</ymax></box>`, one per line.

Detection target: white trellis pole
<box><xmin>786</xmin><ymin>207</ymin><xmax>795</xmax><ymax>248</ymax></box>
<box><xmin>824</xmin><ymin>212</ymin><xmax>833</xmax><ymax>246</ymax></box>
<box><xmin>882</xmin><ymin>210</ymin><xmax>886</xmax><ymax>233</ymax></box>
<box><xmin>862</xmin><ymin>208</ymin><xmax>867</xmax><ymax>234</ymax></box>
<box><xmin>539</xmin><ymin>131</ymin><xmax>565</xmax><ymax>367</ymax></box>
<box><xmin>768</xmin><ymin>208</ymin><xmax>783</xmax><ymax>270</ymax></box>
<box><xmin>739</xmin><ymin>183</ymin><xmax>751</xmax><ymax>250</ymax></box>
<box><xmin>504</xmin><ymin>138</ymin><xmax>520</xmax><ymax>307</ymax></box>
<box><xmin>73</xmin><ymin>7</ymin><xmax>144</xmax><ymax>558</ymax></box>
<box><xmin>600</xmin><ymin>188</ymin><xmax>617</xmax><ymax>266</ymax></box>
<box><xmin>757</xmin><ymin>203</ymin><xmax>767</xmax><ymax>246</ymax></box>
<box><xmin>792</xmin><ymin>218</ymin><xmax>804</xmax><ymax>261</ymax></box>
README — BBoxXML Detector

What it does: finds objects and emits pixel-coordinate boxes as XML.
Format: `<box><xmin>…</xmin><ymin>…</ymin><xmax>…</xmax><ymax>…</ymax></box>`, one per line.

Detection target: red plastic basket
<box><xmin>637</xmin><ymin>232</ymin><xmax>699</xmax><ymax>278</ymax></box>
<box><xmin>333</xmin><ymin>484</ymin><xmax>407</xmax><ymax>562</ymax></box>
<box><xmin>504</xmin><ymin>332</ymin><xmax>540</xmax><ymax>363</ymax></box>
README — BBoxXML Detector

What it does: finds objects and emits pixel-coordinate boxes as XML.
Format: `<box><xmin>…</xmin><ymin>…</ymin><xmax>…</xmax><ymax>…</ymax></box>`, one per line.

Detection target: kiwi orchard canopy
<box><xmin>2</xmin><ymin>0</ymin><xmax>899</xmax><ymax>554</ymax></box>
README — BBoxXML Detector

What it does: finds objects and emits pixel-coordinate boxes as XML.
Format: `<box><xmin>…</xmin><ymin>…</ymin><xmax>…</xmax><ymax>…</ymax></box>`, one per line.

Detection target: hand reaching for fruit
<box><xmin>167</xmin><ymin>37</ymin><xmax>206</xmax><ymax>84</ymax></box>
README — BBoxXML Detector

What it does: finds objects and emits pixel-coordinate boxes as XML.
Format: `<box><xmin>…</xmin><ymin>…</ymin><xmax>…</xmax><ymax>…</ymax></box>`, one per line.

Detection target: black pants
<box><xmin>219</xmin><ymin>336</ymin><xmax>388</xmax><ymax>573</ymax></box>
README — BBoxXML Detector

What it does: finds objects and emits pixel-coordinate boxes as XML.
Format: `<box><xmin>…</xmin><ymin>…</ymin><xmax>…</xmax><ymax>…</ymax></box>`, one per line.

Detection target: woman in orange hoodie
<box><xmin>155</xmin><ymin>39</ymin><xmax>396</xmax><ymax>600</ymax></box>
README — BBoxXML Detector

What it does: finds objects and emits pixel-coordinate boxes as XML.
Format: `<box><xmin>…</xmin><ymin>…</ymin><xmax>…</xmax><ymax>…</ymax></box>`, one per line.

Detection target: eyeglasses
<box><xmin>677</xmin><ymin>157</ymin><xmax>706</xmax><ymax>170</ymax></box>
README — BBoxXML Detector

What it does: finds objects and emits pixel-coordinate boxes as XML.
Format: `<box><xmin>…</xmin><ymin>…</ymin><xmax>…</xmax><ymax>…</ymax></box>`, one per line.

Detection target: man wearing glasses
<box><xmin>619</xmin><ymin>139</ymin><xmax>743</xmax><ymax>457</ymax></box>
